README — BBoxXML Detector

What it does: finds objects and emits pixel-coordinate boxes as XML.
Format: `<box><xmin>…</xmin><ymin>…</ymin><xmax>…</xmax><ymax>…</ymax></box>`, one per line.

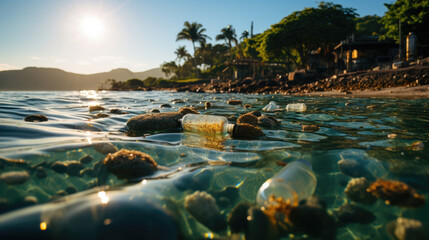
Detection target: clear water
<box><xmin>0</xmin><ymin>91</ymin><xmax>428</xmax><ymax>239</ymax></box>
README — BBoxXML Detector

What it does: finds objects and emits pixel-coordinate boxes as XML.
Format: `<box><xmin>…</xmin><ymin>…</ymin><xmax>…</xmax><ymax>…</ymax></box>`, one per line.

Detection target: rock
<box><xmin>95</xmin><ymin>112</ymin><xmax>109</xmax><ymax>118</ymax></box>
<box><xmin>65</xmin><ymin>161</ymin><xmax>84</xmax><ymax>176</ymax></box>
<box><xmin>248</xmin><ymin>110</ymin><xmax>262</xmax><ymax>117</ymax></box>
<box><xmin>228</xmin><ymin>202</ymin><xmax>253</xmax><ymax>233</ymax></box>
<box><xmin>103</xmin><ymin>149</ymin><xmax>157</xmax><ymax>179</ymax></box>
<box><xmin>243</xmin><ymin>104</ymin><xmax>252</xmax><ymax>109</ymax></box>
<box><xmin>289</xmin><ymin>197</ymin><xmax>337</xmax><ymax>240</ymax></box>
<box><xmin>35</xmin><ymin>166</ymin><xmax>47</xmax><ymax>178</ymax></box>
<box><xmin>0</xmin><ymin>157</ymin><xmax>27</xmax><ymax>167</ymax></box>
<box><xmin>388</xmin><ymin>134</ymin><xmax>398</xmax><ymax>138</ymax></box>
<box><xmin>302</xmin><ymin>125</ymin><xmax>320</xmax><ymax>132</ymax></box>
<box><xmin>51</xmin><ymin>161</ymin><xmax>67</xmax><ymax>173</ymax></box>
<box><xmin>159</xmin><ymin>104</ymin><xmax>171</xmax><ymax>108</ymax></box>
<box><xmin>127</xmin><ymin>112</ymin><xmax>183</xmax><ymax>134</ymax></box>
<box><xmin>227</xmin><ymin>100</ymin><xmax>242</xmax><ymax>105</ymax></box>
<box><xmin>367</xmin><ymin>179</ymin><xmax>425</xmax><ymax>208</ymax></box>
<box><xmin>387</xmin><ymin>218</ymin><xmax>429</xmax><ymax>240</ymax></box>
<box><xmin>79</xmin><ymin>154</ymin><xmax>93</xmax><ymax>164</ymax></box>
<box><xmin>212</xmin><ymin>186</ymin><xmax>240</xmax><ymax>205</ymax></box>
<box><xmin>245</xmin><ymin>206</ymin><xmax>277</xmax><ymax>240</ymax></box>
<box><xmin>237</xmin><ymin>113</ymin><xmax>258</xmax><ymax>126</ymax></box>
<box><xmin>150</xmin><ymin>108</ymin><xmax>160</xmax><ymax>113</ymax></box>
<box><xmin>21</xmin><ymin>196</ymin><xmax>38</xmax><ymax>207</ymax></box>
<box><xmin>338</xmin><ymin>159</ymin><xmax>374</xmax><ymax>180</ymax></box>
<box><xmin>109</xmin><ymin>108</ymin><xmax>126</xmax><ymax>114</ymax></box>
<box><xmin>344</xmin><ymin>178</ymin><xmax>377</xmax><ymax>204</ymax></box>
<box><xmin>205</xmin><ymin>102</ymin><xmax>211</xmax><ymax>108</ymax></box>
<box><xmin>89</xmin><ymin>105</ymin><xmax>105</xmax><ymax>112</ymax></box>
<box><xmin>24</xmin><ymin>115</ymin><xmax>48</xmax><ymax>122</ymax></box>
<box><xmin>411</xmin><ymin>141</ymin><xmax>424</xmax><ymax>151</ymax></box>
<box><xmin>258</xmin><ymin>116</ymin><xmax>280</xmax><ymax>128</ymax></box>
<box><xmin>178</xmin><ymin>107</ymin><xmax>198</xmax><ymax>115</ymax></box>
<box><xmin>65</xmin><ymin>186</ymin><xmax>77</xmax><ymax>194</ymax></box>
<box><xmin>0</xmin><ymin>171</ymin><xmax>30</xmax><ymax>184</ymax></box>
<box><xmin>184</xmin><ymin>191</ymin><xmax>227</xmax><ymax>232</ymax></box>
<box><xmin>233</xmin><ymin>123</ymin><xmax>264</xmax><ymax>139</ymax></box>
<box><xmin>227</xmin><ymin>115</ymin><xmax>237</xmax><ymax>121</ymax></box>
<box><xmin>335</xmin><ymin>203</ymin><xmax>375</xmax><ymax>225</ymax></box>
<box><xmin>92</xmin><ymin>142</ymin><xmax>118</xmax><ymax>155</ymax></box>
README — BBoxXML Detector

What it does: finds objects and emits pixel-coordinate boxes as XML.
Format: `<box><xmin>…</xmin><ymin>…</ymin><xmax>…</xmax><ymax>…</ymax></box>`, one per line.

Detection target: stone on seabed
<box><xmin>367</xmin><ymin>179</ymin><xmax>425</xmax><ymax>208</ymax></box>
<box><xmin>227</xmin><ymin>100</ymin><xmax>242</xmax><ymax>105</ymax></box>
<box><xmin>184</xmin><ymin>191</ymin><xmax>226</xmax><ymax>232</ymax></box>
<box><xmin>0</xmin><ymin>171</ymin><xmax>30</xmax><ymax>184</ymax></box>
<box><xmin>387</xmin><ymin>218</ymin><xmax>429</xmax><ymax>240</ymax></box>
<box><xmin>258</xmin><ymin>115</ymin><xmax>280</xmax><ymax>128</ymax></box>
<box><xmin>233</xmin><ymin>123</ymin><xmax>264</xmax><ymax>139</ymax></box>
<box><xmin>237</xmin><ymin>113</ymin><xmax>258</xmax><ymax>126</ymax></box>
<box><xmin>344</xmin><ymin>177</ymin><xmax>377</xmax><ymax>204</ymax></box>
<box><xmin>178</xmin><ymin>107</ymin><xmax>199</xmax><ymax>115</ymax></box>
<box><xmin>93</xmin><ymin>142</ymin><xmax>118</xmax><ymax>155</ymax></box>
<box><xmin>127</xmin><ymin>112</ymin><xmax>183</xmax><ymax>133</ymax></box>
<box><xmin>24</xmin><ymin>114</ymin><xmax>48</xmax><ymax>122</ymax></box>
<box><xmin>103</xmin><ymin>149</ymin><xmax>157</xmax><ymax>179</ymax></box>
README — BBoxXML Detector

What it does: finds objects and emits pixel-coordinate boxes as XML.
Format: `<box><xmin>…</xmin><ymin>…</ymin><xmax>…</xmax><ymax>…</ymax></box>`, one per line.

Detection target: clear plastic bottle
<box><xmin>256</xmin><ymin>160</ymin><xmax>317</xmax><ymax>205</ymax></box>
<box><xmin>262</xmin><ymin>101</ymin><xmax>281</xmax><ymax>112</ymax></box>
<box><xmin>181</xmin><ymin>114</ymin><xmax>235</xmax><ymax>135</ymax></box>
<box><xmin>286</xmin><ymin>103</ymin><xmax>307</xmax><ymax>112</ymax></box>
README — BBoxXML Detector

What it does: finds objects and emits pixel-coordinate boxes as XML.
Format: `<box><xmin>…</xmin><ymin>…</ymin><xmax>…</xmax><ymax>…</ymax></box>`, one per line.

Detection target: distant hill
<box><xmin>0</xmin><ymin>67</ymin><xmax>166</xmax><ymax>90</ymax></box>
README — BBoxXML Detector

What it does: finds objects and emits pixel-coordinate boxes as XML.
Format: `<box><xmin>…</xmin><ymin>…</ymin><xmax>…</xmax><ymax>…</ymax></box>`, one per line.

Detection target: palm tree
<box><xmin>174</xmin><ymin>46</ymin><xmax>191</xmax><ymax>67</ymax></box>
<box><xmin>240</xmin><ymin>30</ymin><xmax>249</xmax><ymax>41</ymax></box>
<box><xmin>215</xmin><ymin>25</ymin><xmax>238</xmax><ymax>50</ymax></box>
<box><xmin>176</xmin><ymin>21</ymin><xmax>211</xmax><ymax>73</ymax></box>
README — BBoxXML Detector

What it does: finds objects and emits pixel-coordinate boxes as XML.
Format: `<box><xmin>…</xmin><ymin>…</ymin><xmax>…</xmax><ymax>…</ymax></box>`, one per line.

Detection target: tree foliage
<box><xmin>176</xmin><ymin>21</ymin><xmax>211</xmax><ymax>56</ymax></box>
<box><xmin>355</xmin><ymin>15</ymin><xmax>386</xmax><ymax>36</ymax></box>
<box><xmin>381</xmin><ymin>0</ymin><xmax>429</xmax><ymax>45</ymax></box>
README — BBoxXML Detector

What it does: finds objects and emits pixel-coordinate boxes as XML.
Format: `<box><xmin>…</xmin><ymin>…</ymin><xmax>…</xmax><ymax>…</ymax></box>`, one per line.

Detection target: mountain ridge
<box><xmin>0</xmin><ymin>67</ymin><xmax>166</xmax><ymax>90</ymax></box>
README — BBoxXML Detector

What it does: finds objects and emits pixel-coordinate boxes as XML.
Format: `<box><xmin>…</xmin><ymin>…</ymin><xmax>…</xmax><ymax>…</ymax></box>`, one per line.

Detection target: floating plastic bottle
<box><xmin>181</xmin><ymin>114</ymin><xmax>235</xmax><ymax>135</ymax></box>
<box><xmin>256</xmin><ymin>160</ymin><xmax>317</xmax><ymax>205</ymax></box>
<box><xmin>286</xmin><ymin>103</ymin><xmax>307</xmax><ymax>112</ymax></box>
<box><xmin>262</xmin><ymin>101</ymin><xmax>281</xmax><ymax>112</ymax></box>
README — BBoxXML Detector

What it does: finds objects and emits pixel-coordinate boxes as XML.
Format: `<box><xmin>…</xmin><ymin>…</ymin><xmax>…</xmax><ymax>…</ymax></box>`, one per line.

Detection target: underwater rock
<box><xmin>184</xmin><ymin>191</ymin><xmax>227</xmax><ymax>232</ymax></box>
<box><xmin>51</xmin><ymin>161</ymin><xmax>67</xmax><ymax>173</ymax></box>
<box><xmin>335</xmin><ymin>203</ymin><xmax>375</xmax><ymax>225</ymax></box>
<box><xmin>227</xmin><ymin>100</ymin><xmax>242</xmax><ymax>105</ymax></box>
<box><xmin>79</xmin><ymin>154</ymin><xmax>93</xmax><ymax>164</ymax></box>
<box><xmin>127</xmin><ymin>112</ymin><xmax>183</xmax><ymax>133</ymax></box>
<box><xmin>411</xmin><ymin>141</ymin><xmax>424</xmax><ymax>151</ymax></box>
<box><xmin>302</xmin><ymin>125</ymin><xmax>320</xmax><ymax>132</ymax></box>
<box><xmin>245</xmin><ymin>206</ymin><xmax>277</xmax><ymax>240</ymax></box>
<box><xmin>228</xmin><ymin>202</ymin><xmax>253</xmax><ymax>233</ymax></box>
<box><xmin>178</xmin><ymin>107</ymin><xmax>198</xmax><ymax>115</ymax></box>
<box><xmin>95</xmin><ymin>112</ymin><xmax>110</xmax><ymax>118</ymax></box>
<box><xmin>387</xmin><ymin>218</ymin><xmax>429</xmax><ymax>240</ymax></box>
<box><xmin>93</xmin><ymin>142</ymin><xmax>118</xmax><ymax>155</ymax></box>
<box><xmin>35</xmin><ymin>166</ymin><xmax>47</xmax><ymax>178</ymax></box>
<box><xmin>0</xmin><ymin>157</ymin><xmax>27</xmax><ymax>167</ymax></box>
<box><xmin>249</xmin><ymin>110</ymin><xmax>262</xmax><ymax>117</ymax></box>
<box><xmin>212</xmin><ymin>186</ymin><xmax>240</xmax><ymax>207</ymax></box>
<box><xmin>258</xmin><ymin>116</ymin><xmax>280</xmax><ymax>128</ymax></box>
<box><xmin>65</xmin><ymin>161</ymin><xmax>84</xmax><ymax>176</ymax></box>
<box><xmin>109</xmin><ymin>108</ymin><xmax>127</xmax><ymax>114</ymax></box>
<box><xmin>24</xmin><ymin>114</ymin><xmax>48</xmax><ymax>122</ymax></box>
<box><xmin>205</xmin><ymin>101</ymin><xmax>211</xmax><ymax>108</ymax></box>
<box><xmin>88</xmin><ymin>105</ymin><xmax>105</xmax><ymax>111</ymax></box>
<box><xmin>20</xmin><ymin>196</ymin><xmax>38</xmax><ymax>207</ymax></box>
<box><xmin>233</xmin><ymin>123</ymin><xmax>265</xmax><ymax>139</ymax></box>
<box><xmin>103</xmin><ymin>149</ymin><xmax>157</xmax><ymax>179</ymax></box>
<box><xmin>0</xmin><ymin>171</ymin><xmax>30</xmax><ymax>184</ymax></box>
<box><xmin>237</xmin><ymin>113</ymin><xmax>258</xmax><ymax>126</ymax></box>
<box><xmin>150</xmin><ymin>108</ymin><xmax>160</xmax><ymax>113</ymax></box>
<box><xmin>159</xmin><ymin>104</ymin><xmax>171</xmax><ymax>108</ymax></box>
<box><xmin>289</xmin><ymin>196</ymin><xmax>337</xmax><ymax>240</ymax></box>
<box><xmin>344</xmin><ymin>178</ymin><xmax>377</xmax><ymax>204</ymax></box>
<box><xmin>367</xmin><ymin>179</ymin><xmax>425</xmax><ymax>208</ymax></box>
<box><xmin>65</xmin><ymin>186</ymin><xmax>77</xmax><ymax>194</ymax></box>
<box><xmin>338</xmin><ymin>159</ymin><xmax>374</xmax><ymax>180</ymax></box>
<box><xmin>244</xmin><ymin>104</ymin><xmax>252</xmax><ymax>109</ymax></box>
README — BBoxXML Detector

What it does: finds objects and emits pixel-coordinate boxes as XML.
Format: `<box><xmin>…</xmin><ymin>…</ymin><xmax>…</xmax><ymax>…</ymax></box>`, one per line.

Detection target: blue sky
<box><xmin>0</xmin><ymin>0</ymin><xmax>392</xmax><ymax>74</ymax></box>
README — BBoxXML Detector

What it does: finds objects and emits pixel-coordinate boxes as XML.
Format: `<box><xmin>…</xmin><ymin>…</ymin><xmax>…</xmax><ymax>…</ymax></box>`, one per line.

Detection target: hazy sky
<box><xmin>0</xmin><ymin>0</ymin><xmax>391</xmax><ymax>74</ymax></box>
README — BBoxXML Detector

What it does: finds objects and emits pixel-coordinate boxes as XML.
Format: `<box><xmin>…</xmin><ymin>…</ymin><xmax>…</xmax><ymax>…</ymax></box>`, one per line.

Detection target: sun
<box><xmin>80</xmin><ymin>16</ymin><xmax>105</xmax><ymax>40</ymax></box>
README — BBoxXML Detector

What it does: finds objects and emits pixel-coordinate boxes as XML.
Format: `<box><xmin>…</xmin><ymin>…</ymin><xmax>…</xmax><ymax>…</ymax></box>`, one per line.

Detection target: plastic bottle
<box><xmin>262</xmin><ymin>101</ymin><xmax>281</xmax><ymax>112</ymax></box>
<box><xmin>181</xmin><ymin>114</ymin><xmax>235</xmax><ymax>135</ymax></box>
<box><xmin>286</xmin><ymin>103</ymin><xmax>307</xmax><ymax>112</ymax></box>
<box><xmin>256</xmin><ymin>160</ymin><xmax>317</xmax><ymax>205</ymax></box>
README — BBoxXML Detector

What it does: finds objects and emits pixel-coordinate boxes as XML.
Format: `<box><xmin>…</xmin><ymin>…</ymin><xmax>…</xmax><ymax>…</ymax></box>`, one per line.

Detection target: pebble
<box><xmin>127</xmin><ymin>112</ymin><xmax>183</xmax><ymax>134</ymax></box>
<box><xmin>103</xmin><ymin>149</ymin><xmax>158</xmax><ymax>179</ymax></box>
<box><xmin>411</xmin><ymin>141</ymin><xmax>424</xmax><ymax>151</ymax></box>
<box><xmin>344</xmin><ymin>178</ymin><xmax>377</xmax><ymax>204</ymax></box>
<box><xmin>0</xmin><ymin>171</ymin><xmax>30</xmax><ymax>184</ymax></box>
<box><xmin>387</xmin><ymin>218</ymin><xmax>429</xmax><ymax>240</ymax></box>
<box><xmin>184</xmin><ymin>191</ymin><xmax>227</xmax><ymax>232</ymax></box>
<box><xmin>35</xmin><ymin>166</ymin><xmax>47</xmax><ymax>178</ymax></box>
<box><xmin>89</xmin><ymin>105</ymin><xmax>105</xmax><ymax>112</ymax></box>
<box><xmin>388</xmin><ymin>133</ymin><xmax>398</xmax><ymax>138</ymax></box>
<box><xmin>302</xmin><ymin>124</ymin><xmax>320</xmax><ymax>132</ymax></box>
<box><xmin>79</xmin><ymin>154</ymin><xmax>94</xmax><ymax>164</ymax></box>
<box><xmin>367</xmin><ymin>179</ymin><xmax>425</xmax><ymax>208</ymax></box>
<box><xmin>205</xmin><ymin>101</ymin><xmax>211</xmax><ymax>108</ymax></box>
<box><xmin>233</xmin><ymin>123</ymin><xmax>265</xmax><ymax>139</ymax></box>
<box><xmin>227</xmin><ymin>100</ymin><xmax>242</xmax><ymax>105</ymax></box>
<box><xmin>159</xmin><ymin>104</ymin><xmax>171</xmax><ymax>108</ymax></box>
<box><xmin>243</xmin><ymin>104</ymin><xmax>252</xmax><ymax>109</ymax></box>
<box><xmin>150</xmin><ymin>109</ymin><xmax>160</xmax><ymax>113</ymax></box>
<box><xmin>24</xmin><ymin>115</ymin><xmax>48</xmax><ymax>122</ymax></box>
<box><xmin>248</xmin><ymin>110</ymin><xmax>262</xmax><ymax>117</ymax></box>
<box><xmin>51</xmin><ymin>161</ymin><xmax>68</xmax><ymax>174</ymax></box>
<box><xmin>95</xmin><ymin>112</ymin><xmax>110</xmax><ymax>118</ymax></box>
<box><xmin>237</xmin><ymin>113</ymin><xmax>258</xmax><ymax>126</ymax></box>
<box><xmin>109</xmin><ymin>108</ymin><xmax>124</xmax><ymax>114</ymax></box>
<box><xmin>93</xmin><ymin>142</ymin><xmax>118</xmax><ymax>155</ymax></box>
<box><xmin>178</xmin><ymin>107</ymin><xmax>198</xmax><ymax>115</ymax></box>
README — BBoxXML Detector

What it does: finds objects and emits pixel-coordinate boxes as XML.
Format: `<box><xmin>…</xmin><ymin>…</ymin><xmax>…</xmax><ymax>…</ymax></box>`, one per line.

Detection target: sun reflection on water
<box><xmin>98</xmin><ymin>191</ymin><xmax>109</xmax><ymax>205</ymax></box>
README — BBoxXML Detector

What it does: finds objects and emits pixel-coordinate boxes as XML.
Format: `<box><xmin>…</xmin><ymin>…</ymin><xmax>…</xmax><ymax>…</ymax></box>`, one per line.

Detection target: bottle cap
<box><xmin>227</xmin><ymin>123</ymin><xmax>236</xmax><ymax>134</ymax></box>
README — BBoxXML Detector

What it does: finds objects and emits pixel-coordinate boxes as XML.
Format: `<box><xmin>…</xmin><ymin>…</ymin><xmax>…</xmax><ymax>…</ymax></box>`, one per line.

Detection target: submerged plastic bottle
<box><xmin>262</xmin><ymin>101</ymin><xmax>281</xmax><ymax>112</ymax></box>
<box><xmin>181</xmin><ymin>114</ymin><xmax>235</xmax><ymax>135</ymax></box>
<box><xmin>256</xmin><ymin>160</ymin><xmax>317</xmax><ymax>205</ymax></box>
<box><xmin>286</xmin><ymin>103</ymin><xmax>307</xmax><ymax>112</ymax></box>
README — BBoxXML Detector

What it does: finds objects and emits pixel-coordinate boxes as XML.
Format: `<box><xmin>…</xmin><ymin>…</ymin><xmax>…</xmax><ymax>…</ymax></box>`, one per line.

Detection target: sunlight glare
<box><xmin>80</xmin><ymin>16</ymin><xmax>105</xmax><ymax>40</ymax></box>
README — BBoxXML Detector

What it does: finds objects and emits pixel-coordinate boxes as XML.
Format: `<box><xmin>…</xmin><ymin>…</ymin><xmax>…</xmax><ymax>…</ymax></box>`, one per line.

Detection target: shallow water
<box><xmin>0</xmin><ymin>90</ymin><xmax>428</xmax><ymax>239</ymax></box>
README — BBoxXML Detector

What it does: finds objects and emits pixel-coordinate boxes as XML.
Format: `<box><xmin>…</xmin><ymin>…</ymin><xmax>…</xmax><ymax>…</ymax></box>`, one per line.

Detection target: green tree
<box><xmin>126</xmin><ymin>79</ymin><xmax>145</xmax><ymax>88</ymax></box>
<box><xmin>381</xmin><ymin>0</ymin><xmax>429</xmax><ymax>45</ymax></box>
<box><xmin>240</xmin><ymin>30</ymin><xmax>249</xmax><ymax>41</ymax></box>
<box><xmin>176</xmin><ymin>21</ymin><xmax>211</xmax><ymax>72</ymax></box>
<box><xmin>355</xmin><ymin>15</ymin><xmax>385</xmax><ymax>36</ymax></box>
<box><xmin>174</xmin><ymin>46</ymin><xmax>191</xmax><ymax>67</ymax></box>
<box><xmin>258</xmin><ymin>2</ymin><xmax>357</xmax><ymax>68</ymax></box>
<box><xmin>216</xmin><ymin>25</ymin><xmax>238</xmax><ymax>52</ymax></box>
<box><xmin>161</xmin><ymin>61</ymin><xmax>178</xmax><ymax>78</ymax></box>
